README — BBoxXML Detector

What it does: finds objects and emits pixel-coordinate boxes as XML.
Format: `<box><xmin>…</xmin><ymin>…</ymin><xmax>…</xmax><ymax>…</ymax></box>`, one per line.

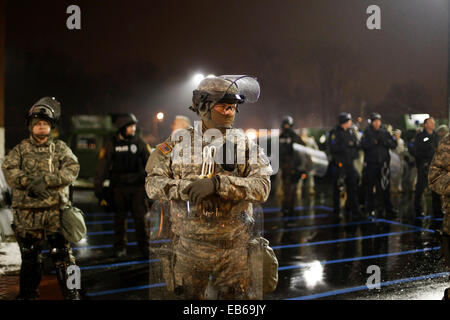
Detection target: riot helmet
<box><xmin>115</xmin><ymin>113</ymin><xmax>138</xmax><ymax>138</ymax></box>
<box><xmin>369</xmin><ymin>112</ymin><xmax>382</xmax><ymax>122</ymax></box>
<box><xmin>281</xmin><ymin>116</ymin><xmax>294</xmax><ymax>128</ymax></box>
<box><xmin>190</xmin><ymin>75</ymin><xmax>260</xmax><ymax>120</ymax></box>
<box><xmin>338</xmin><ymin>112</ymin><xmax>352</xmax><ymax>124</ymax></box>
<box><xmin>26</xmin><ymin>97</ymin><xmax>61</xmax><ymax>129</ymax></box>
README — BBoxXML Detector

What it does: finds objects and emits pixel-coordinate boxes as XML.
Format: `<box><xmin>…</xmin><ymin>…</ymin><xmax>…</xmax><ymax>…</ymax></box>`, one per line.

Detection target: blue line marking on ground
<box><xmin>286</xmin><ymin>272</ymin><xmax>450</xmax><ymax>300</ymax></box>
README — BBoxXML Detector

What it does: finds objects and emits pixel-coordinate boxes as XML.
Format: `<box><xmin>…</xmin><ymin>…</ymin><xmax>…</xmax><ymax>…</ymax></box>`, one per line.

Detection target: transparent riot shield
<box><xmin>148</xmin><ymin>200</ymin><xmax>268</xmax><ymax>300</ymax></box>
<box><xmin>148</xmin><ymin>200</ymin><xmax>180</xmax><ymax>300</ymax></box>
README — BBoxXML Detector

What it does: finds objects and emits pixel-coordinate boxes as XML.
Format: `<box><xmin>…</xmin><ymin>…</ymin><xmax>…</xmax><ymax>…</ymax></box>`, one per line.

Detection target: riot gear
<box><xmin>281</xmin><ymin>116</ymin><xmax>294</xmax><ymax>128</ymax></box>
<box><xmin>338</xmin><ymin>112</ymin><xmax>352</xmax><ymax>124</ymax></box>
<box><xmin>26</xmin><ymin>97</ymin><xmax>61</xmax><ymax>129</ymax></box>
<box><xmin>95</xmin><ymin>115</ymin><xmax>151</xmax><ymax>259</ymax></box>
<box><xmin>115</xmin><ymin>113</ymin><xmax>138</xmax><ymax>130</ymax></box>
<box><xmin>369</xmin><ymin>112</ymin><xmax>381</xmax><ymax>122</ymax></box>
<box><xmin>189</xmin><ymin>75</ymin><xmax>260</xmax><ymax>120</ymax></box>
<box><xmin>329</xmin><ymin>119</ymin><xmax>361</xmax><ymax>217</ymax></box>
<box><xmin>115</xmin><ymin>113</ymin><xmax>138</xmax><ymax>139</ymax></box>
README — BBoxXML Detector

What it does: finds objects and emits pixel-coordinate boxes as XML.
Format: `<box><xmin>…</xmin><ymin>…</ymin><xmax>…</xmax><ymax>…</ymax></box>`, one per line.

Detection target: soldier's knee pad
<box><xmin>17</xmin><ymin>234</ymin><xmax>41</xmax><ymax>262</ymax></box>
<box><xmin>49</xmin><ymin>247</ymin><xmax>72</xmax><ymax>266</ymax></box>
<box><xmin>47</xmin><ymin>233</ymin><xmax>68</xmax><ymax>248</ymax></box>
<box><xmin>47</xmin><ymin>234</ymin><xmax>71</xmax><ymax>266</ymax></box>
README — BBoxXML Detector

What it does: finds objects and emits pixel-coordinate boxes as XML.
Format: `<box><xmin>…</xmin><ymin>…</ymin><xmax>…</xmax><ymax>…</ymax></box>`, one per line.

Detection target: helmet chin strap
<box><xmin>31</xmin><ymin>133</ymin><xmax>50</xmax><ymax>142</ymax></box>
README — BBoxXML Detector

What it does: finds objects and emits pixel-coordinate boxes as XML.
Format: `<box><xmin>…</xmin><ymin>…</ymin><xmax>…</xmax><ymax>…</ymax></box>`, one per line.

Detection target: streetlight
<box><xmin>245</xmin><ymin>128</ymin><xmax>257</xmax><ymax>140</ymax></box>
<box><xmin>156</xmin><ymin>112</ymin><xmax>164</xmax><ymax>121</ymax></box>
<box><xmin>192</xmin><ymin>73</ymin><xmax>205</xmax><ymax>86</ymax></box>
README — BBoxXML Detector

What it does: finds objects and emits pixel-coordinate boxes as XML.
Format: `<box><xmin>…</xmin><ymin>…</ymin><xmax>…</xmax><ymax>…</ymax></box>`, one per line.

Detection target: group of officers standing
<box><xmin>278</xmin><ymin>111</ymin><xmax>450</xmax><ymax>299</ymax></box>
<box><xmin>3</xmin><ymin>75</ymin><xmax>274</xmax><ymax>300</ymax></box>
<box><xmin>2</xmin><ymin>84</ymin><xmax>449</xmax><ymax>300</ymax></box>
<box><xmin>279</xmin><ymin>112</ymin><xmax>447</xmax><ymax>220</ymax></box>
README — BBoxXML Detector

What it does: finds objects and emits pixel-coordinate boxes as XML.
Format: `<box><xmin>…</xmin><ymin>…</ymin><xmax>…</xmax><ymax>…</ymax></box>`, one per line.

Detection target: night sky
<box><xmin>4</xmin><ymin>0</ymin><xmax>449</xmax><ymax>149</ymax></box>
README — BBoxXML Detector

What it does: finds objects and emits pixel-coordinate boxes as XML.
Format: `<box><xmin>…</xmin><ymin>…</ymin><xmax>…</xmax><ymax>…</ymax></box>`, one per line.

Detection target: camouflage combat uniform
<box><xmin>145</xmin><ymin>126</ymin><xmax>272</xmax><ymax>299</ymax></box>
<box><xmin>2</xmin><ymin>136</ymin><xmax>80</xmax><ymax>298</ymax></box>
<box><xmin>428</xmin><ymin>133</ymin><xmax>450</xmax><ymax>299</ymax></box>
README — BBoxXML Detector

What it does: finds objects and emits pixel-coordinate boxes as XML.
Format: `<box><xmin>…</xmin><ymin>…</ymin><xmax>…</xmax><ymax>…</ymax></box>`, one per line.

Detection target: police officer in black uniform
<box><xmin>329</xmin><ymin>113</ymin><xmax>361</xmax><ymax>217</ymax></box>
<box><xmin>411</xmin><ymin>117</ymin><xmax>442</xmax><ymax>217</ymax></box>
<box><xmin>361</xmin><ymin>113</ymin><xmax>398</xmax><ymax>217</ymax></box>
<box><xmin>279</xmin><ymin>116</ymin><xmax>305</xmax><ymax>218</ymax></box>
<box><xmin>94</xmin><ymin>113</ymin><xmax>152</xmax><ymax>258</ymax></box>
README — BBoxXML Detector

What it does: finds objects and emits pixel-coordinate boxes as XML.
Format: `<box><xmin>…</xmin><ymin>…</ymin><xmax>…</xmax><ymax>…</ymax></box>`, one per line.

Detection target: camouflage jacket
<box><xmin>145</xmin><ymin>126</ymin><xmax>272</xmax><ymax>241</ymax></box>
<box><xmin>2</xmin><ymin>137</ymin><xmax>80</xmax><ymax>209</ymax></box>
<box><xmin>428</xmin><ymin>133</ymin><xmax>450</xmax><ymax>215</ymax></box>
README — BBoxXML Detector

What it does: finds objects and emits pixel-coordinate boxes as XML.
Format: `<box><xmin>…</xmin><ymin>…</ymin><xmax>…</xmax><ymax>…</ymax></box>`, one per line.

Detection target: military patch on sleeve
<box><xmin>99</xmin><ymin>147</ymin><xmax>106</xmax><ymax>160</ymax></box>
<box><xmin>157</xmin><ymin>142</ymin><xmax>172</xmax><ymax>155</ymax></box>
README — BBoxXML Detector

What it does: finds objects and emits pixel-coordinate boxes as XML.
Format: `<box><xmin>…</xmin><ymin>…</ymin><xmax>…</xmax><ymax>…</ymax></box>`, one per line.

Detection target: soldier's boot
<box><xmin>52</xmin><ymin>250</ymin><xmax>81</xmax><ymax>300</ymax></box>
<box><xmin>17</xmin><ymin>257</ymin><xmax>42</xmax><ymax>300</ymax></box>
<box><xmin>16</xmin><ymin>236</ymin><xmax>42</xmax><ymax>300</ymax></box>
<box><xmin>48</xmin><ymin>234</ymin><xmax>81</xmax><ymax>300</ymax></box>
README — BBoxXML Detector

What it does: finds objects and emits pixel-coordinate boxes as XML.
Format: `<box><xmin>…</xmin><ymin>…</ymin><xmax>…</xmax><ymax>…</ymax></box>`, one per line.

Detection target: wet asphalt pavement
<box><xmin>1</xmin><ymin>181</ymin><xmax>448</xmax><ymax>300</ymax></box>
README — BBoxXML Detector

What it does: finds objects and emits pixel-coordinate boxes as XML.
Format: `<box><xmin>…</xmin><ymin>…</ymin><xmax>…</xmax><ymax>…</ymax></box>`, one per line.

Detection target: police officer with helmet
<box><xmin>94</xmin><ymin>113</ymin><xmax>152</xmax><ymax>258</ymax></box>
<box><xmin>410</xmin><ymin>117</ymin><xmax>442</xmax><ymax>217</ymax></box>
<box><xmin>361</xmin><ymin>112</ymin><xmax>398</xmax><ymax>217</ymax></box>
<box><xmin>328</xmin><ymin>112</ymin><xmax>361</xmax><ymax>217</ymax></box>
<box><xmin>279</xmin><ymin>115</ymin><xmax>304</xmax><ymax>218</ymax></box>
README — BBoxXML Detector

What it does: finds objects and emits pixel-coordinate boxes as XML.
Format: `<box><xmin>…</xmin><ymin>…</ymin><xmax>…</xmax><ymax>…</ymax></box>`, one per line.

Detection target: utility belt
<box><xmin>17</xmin><ymin>205</ymin><xmax>61</xmax><ymax>213</ymax></box>
<box><xmin>180</xmin><ymin>235</ymin><xmax>244</xmax><ymax>249</ymax></box>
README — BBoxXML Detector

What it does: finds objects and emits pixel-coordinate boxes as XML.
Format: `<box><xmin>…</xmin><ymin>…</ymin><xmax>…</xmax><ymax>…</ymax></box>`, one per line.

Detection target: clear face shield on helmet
<box><xmin>190</xmin><ymin>75</ymin><xmax>261</xmax><ymax>117</ymax></box>
<box><xmin>27</xmin><ymin>97</ymin><xmax>61</xmax><ymax>128</ymax></box>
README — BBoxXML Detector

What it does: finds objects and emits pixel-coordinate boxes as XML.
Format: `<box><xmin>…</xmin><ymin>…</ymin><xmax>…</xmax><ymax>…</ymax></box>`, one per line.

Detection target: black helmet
<box><xmin>26</xmin><ymin>97</ymin><xmax>61</xmax><ymax>128</ymax></box>
<box><xmin>338</xmin><ymin>112</ymin><xmax>352</xmax><ymax>124</ymax></box>
<box><xmin>370</xmin><ymin>112</ymin><xmax>381</xmax><ymax>121</ymax></box>
<box><xmin>115</xmin><ymin>113</ymin><xmax>138</xmax><ymax>130</ymax></box>
<box><xmin>281</xmin><ymin>116</ymin><xmax>294</xmax><ymax>128</ymax></box>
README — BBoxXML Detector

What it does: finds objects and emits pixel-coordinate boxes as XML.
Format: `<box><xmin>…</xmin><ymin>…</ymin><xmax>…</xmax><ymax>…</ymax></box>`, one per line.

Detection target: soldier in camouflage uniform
<box><xmin>145</xmin><ymin>75</ymin><xmax>272</xmax><ymax>299</ymax></box>
<box><xmin>428</xmin><ymin>133</ymin><xmax>450</xmax><ymax>300</ymax></box>
<box><xmin>2</xmin><ymin>97</ymin><xmax>81</xmax><ymax>300</ymax></box>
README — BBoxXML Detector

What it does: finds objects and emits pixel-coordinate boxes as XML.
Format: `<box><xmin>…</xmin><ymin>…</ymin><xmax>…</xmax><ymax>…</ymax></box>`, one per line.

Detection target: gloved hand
<box><xmin>182</xmin><ymin>178</ymin><xmax>216</xmax><ymax>205</ymax></box>
<box><xmin>200</xmin><ymin>195</ymin><xmax>219</xmax><ymax>212</ymax></box>
<box><xmin>28</xmin><ymin>177</ymin><xmax>51</xmax><ymax>199</ymax></box>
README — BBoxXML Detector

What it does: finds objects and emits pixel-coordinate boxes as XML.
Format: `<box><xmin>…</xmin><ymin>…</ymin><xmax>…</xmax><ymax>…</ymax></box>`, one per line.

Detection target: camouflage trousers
<box><xmin>174</xmin><ymin>234</ymin><xmax>251</xmax><ymax>300</ymax></box>
<box><xmin>13</xmin><ymin>208</ymin><xmax>62</xmax><ymax>239</ymax></box>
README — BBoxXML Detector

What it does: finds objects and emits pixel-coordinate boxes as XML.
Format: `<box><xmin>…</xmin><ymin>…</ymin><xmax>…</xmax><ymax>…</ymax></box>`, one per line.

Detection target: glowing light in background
<box><xmin>156</xmin><ymin>112</ymin><xmax>164</xmax><ymax>121</ymax></box>
<box><xmin>192</xmin><ymin>73</ymin><xmax>205</xmax><ymax>86</ymax></box>
<box><xmin>245</xmin><ymin>128</ymin><xmax>257</xmax><ymax>140</ymax></box>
